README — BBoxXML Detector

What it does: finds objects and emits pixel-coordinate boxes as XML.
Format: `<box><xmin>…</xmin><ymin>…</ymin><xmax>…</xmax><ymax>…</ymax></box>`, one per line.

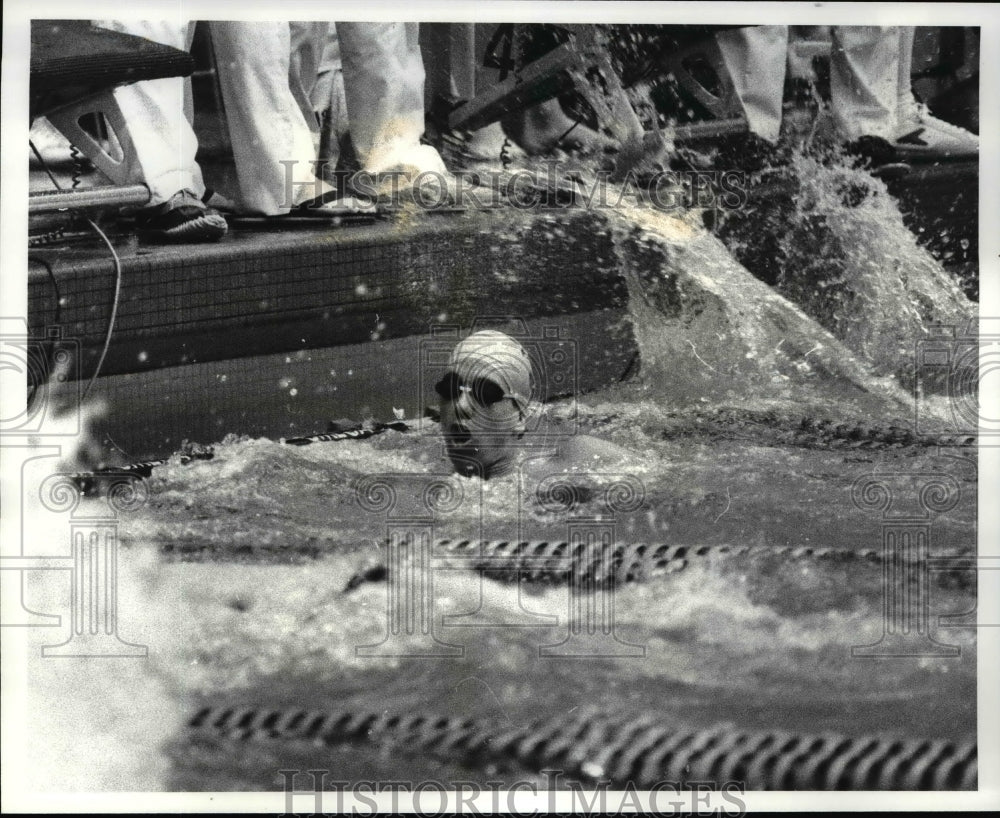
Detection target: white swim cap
<box><xmin>446</xmin><ymin>330</ymin><xmax>533</xmax><ymax>414</ymax></box>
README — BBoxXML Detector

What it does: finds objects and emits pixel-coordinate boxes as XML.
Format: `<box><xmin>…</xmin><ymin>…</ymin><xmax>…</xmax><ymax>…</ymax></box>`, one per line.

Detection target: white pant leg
<box><xmin>92</xmin><ymin>20</ymin><xmax>201</xmax><ymax>205</ymax></box>
<box><xmin>313</xmin><ymin>27</ymin><xmax>347</xmax><ymax>121</ymax></box>
<box><xmin>716</xmin><ymin>25</ymin><xmax>788</xmax><ymax>143</ymax></box>
<box><xmin>312</xmin><ymin>26</ymin><xmax>348</xmax><ymax>168</ymax></box>
<box><xmin>829</xmin><ymin>26</ymin><xmax>900</xmax><ymax>140</ymax></box>
<box><xmin>210</xmin><ymin>21</ymin><xmax>332</xmax><ymax>215</ymax></box>
<box><xmin>897</xmin><ymin>27</ymin><xmax>915</xmax><ymax>102</ymax></box>
<box><xmin>337</xmin><ymin>22</ymin><xmax>437</xmax><ymax>173</ymax></box>
<box><xmin>289</xmin><ymin>21</ymin><xmax>331</xmax><ymax>134</ymax></box>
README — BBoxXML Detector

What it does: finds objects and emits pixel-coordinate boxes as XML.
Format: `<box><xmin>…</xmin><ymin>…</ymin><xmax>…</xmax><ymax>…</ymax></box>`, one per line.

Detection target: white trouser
<box><xmin>92</xmin><ymin>21</ymin><xmax>204</xmax><ymax>206</ymax></box>
<box><xmin>336</xmin><ymin>22</ymin><xmax>436</xmax><ymax>174</ymax></box>
<box><xmin>288</xmin><ymin>20</ymin><xmax>331</xmax><ymax>133</ymax></box>
<box><xmin>210</xmin><ymin>22</ymin><xmax>332</xmax><ymax>214</ymax></box>
<box><xmin>290</xmin><ymin>23</ymin><xmax>348</xmax><ymax>167</ymax></box>
<box><xmin>94</xmin><ymin>21</ymin><xmax>440</xmax><ymax>211</ymax></box>
<box><xmin>220</xmin><ymin>21</ymin><xmax>445</xmax><ymax>202</ymax></box>
<box><xmin>93</xmin><ymin>20</ymin><xmax>331</xmax><ymax>213</ymax></box>
<box><xmin>717</xmin><ymin>26</ymin><xmax>910</xmax><ymax>143</ymax></box>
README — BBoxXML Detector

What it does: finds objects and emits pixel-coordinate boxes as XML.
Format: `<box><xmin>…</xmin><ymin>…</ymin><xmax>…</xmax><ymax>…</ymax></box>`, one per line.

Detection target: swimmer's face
<box><xmin>436</xmin><ymin>371</ymin><xmax>525</xmax><ymax>479</ymax></box>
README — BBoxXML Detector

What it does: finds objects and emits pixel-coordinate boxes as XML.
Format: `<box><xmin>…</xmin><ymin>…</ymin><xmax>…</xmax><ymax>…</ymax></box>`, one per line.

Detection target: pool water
<box><xmin>20</xmin><ymin>150</ymin><xmax>979</xmax><ymax>793</ymax></box>
<box><xmin>92</xmin><ymin>388</ymin><xmax>971</xmax><ymax>791</ymax></box>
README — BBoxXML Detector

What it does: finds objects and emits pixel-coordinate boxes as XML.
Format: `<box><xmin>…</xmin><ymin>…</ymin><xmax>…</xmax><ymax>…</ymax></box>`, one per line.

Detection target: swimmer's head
<box><xmin>435</xmin><ymin>330</ymin><xmax>533</xmax><ymax>479</ymax></box>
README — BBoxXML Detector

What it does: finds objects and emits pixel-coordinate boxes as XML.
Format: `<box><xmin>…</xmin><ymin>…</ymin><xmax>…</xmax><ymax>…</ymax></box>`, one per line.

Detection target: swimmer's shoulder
<box><xmin>521</xmin><ymin>433</ymin><xmax>640</xmax><ymax>480</ymax></box>
<box><xmin>559</xmin><ymin>433</ymin><xmax>636</xmax><ymax>467</ymax></box>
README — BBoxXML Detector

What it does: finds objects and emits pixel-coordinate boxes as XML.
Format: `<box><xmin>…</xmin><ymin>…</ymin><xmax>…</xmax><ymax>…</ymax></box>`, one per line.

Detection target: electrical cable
<box><xmin>29</xmin><ymin>137</ymin><xmax>123</xmax><ymax>404</ymax></box>
<box><xmin>25</xmin><ymin>256</ymin><xmax>62</xmax><ymax>409</ymax></box>
<box><xmin>79</xmin><ymin>216</ymin><xmax>122</xmax><ymax>403</ymax></box>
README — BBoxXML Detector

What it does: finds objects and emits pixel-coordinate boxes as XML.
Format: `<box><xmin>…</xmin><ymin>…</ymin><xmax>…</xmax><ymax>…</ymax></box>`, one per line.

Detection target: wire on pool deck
<box><xmin>78</xmin><ymin>216</ymin><xmax>122</xmax><ymax>403</ymax></box>
<box><xmin>25</xmin><ymin>256</ymin><xmax>62</xmax><ymax>409</ymax></box>
<box><xmin>30</xmin><ymin>139</ymin><xmax>124</xmax><ymax>404</ymax></box>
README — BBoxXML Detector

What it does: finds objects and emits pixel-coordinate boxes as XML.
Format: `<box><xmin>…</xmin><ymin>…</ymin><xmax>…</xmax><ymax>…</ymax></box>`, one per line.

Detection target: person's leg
<box><xmin>337</xmin><ymin>22</ymin><xmax>448</xmax><ymax>180</ymax></box>
<box><xmin>313</xmin><ymin>25</ymin><xmax>349</xmax><ymax>171</ymax></box>
<box><xmin>289</xmin><ymin>21</ymin><xmax>331</xmax><ymax>140</ymax></box>
<box><xmin>897</xmin><ymin>26</ymin><xmax>916</xmax><ymax>102</ymax></box>
<box><xmin>89</xmin><ymin>20</ymin><xmax>226</xmax><ymax>241</ymax></box>
<box><xmin>450</xmin><ymin>24</ymin><xmax>477</xmax><ymax>102</ymax></box>
<box><xmin>829</xmin><ymin>26</ymin><xmax>899</xmax><ymax>141</ymax></box>
<box><xmin>716</xmin><ymin>25</ymin><xmax>789</xmax><ymax>143</ymax></box>
<box><xmin>92</xmin><ymin>20</ymin><xmax>202</xmax><ymax>205</ymax></box>
<box><xmin>891</xmin><ymin>26</ymin><xmax>978</xmax><ymax>157</ymax></box>
<box><xmin>210</xmin><ymin>21</ymin><xmax>335</xmax><ymax>214</ymax></box>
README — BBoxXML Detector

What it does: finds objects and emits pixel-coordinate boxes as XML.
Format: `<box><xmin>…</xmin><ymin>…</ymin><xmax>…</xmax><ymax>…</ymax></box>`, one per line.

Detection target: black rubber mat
<box><xmin>31</xmin><ymin>20</ymin><xmax>194</xmax><ymax>118</ymax></box>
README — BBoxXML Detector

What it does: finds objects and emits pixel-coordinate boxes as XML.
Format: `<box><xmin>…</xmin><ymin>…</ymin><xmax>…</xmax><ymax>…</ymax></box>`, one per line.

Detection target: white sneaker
<box><xmin>363</xmin><ymin>144</ymin><xmax>458</xmax><ymax>202</ymax></box>
<box><xmin>892</xmin><ymin>99</ymin><xmax>979</xmax><ymax>159</ymax></box>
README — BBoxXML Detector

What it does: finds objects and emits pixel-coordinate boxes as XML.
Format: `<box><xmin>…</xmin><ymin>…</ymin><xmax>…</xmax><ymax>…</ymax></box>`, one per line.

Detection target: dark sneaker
<box><xmin>201</xmin><ymin>188</ymin><xmax>238</xmax><ymax>213</ymax></box>
<box><xmin>135</xmin><ymin>189</ymin><xmax>228</xmax><ymax>242</ymax></box>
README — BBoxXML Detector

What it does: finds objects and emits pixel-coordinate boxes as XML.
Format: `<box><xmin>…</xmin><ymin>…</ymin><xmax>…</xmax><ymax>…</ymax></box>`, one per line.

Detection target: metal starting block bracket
<box><xmin>449</xmin><ymin>25</ymin><xmax>659</xmax><ymax>154</ymax></box>
<box><xmin>29</xmin><ymin>20</ymin><xmax>190</xmax><ymax>215</ymax></box>
<box><xmin>449</xmin><ymin>24</ymin><xmax>826</xmax><ymax>156</ymax></box>
<box><xmin>662</xmin><ymin>36</ymin><xmax>742</xmax><ymax>121</ymax></box>
<box><xmin>452</xmin><ymin>23</ymin><xmax>799</xmax><ymax>173</ymax></box>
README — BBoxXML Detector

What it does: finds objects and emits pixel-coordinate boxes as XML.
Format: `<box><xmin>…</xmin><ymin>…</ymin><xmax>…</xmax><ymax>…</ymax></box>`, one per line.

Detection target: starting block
<box><xmin>30</xmin><ymin>21</ymin><xmax>195</xmax><ymax>214</ymax></box>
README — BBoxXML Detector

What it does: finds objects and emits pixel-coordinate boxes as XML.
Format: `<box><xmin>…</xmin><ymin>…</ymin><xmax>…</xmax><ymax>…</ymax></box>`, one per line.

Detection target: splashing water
<box><xmin>12</xmin><ymin>156</ymin><xmax>979</xmax><ymax>791</ymax></box>
<box><xmin>717</xmin><ymin>149</ymin><xmax>974</xmax><ymax>379</ymax></box>
<box><xmin>13</xmin><ymin>388</ymin><xmax>190</xmax><ymax>791</ymax></box>
<box><xmin>603</xmin><ymin>198</ymin><xmax>911</xmax><ymax>416</ymax></box>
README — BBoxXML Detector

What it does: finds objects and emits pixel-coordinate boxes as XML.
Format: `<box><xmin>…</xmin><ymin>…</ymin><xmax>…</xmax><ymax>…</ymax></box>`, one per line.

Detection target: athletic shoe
<box><xmin>201</xmin><ymin>188</ymin><xmax>238</xmax><ymax>214</ymax></box>
<box><xmin>135</xmin><ymin>189</ymin><xmax>228</xmax><ymax>243</ymax></box>
<box><xmin>890</xmin><ymin>99</ymin><xmax>979</xmax><ymax>160</ymax></box>
<box><xmin>355</xmin><ymin>144</ymin><xmax>460</xmax><ymax>207</ymax></box>
<box><xmin>842</xmin><ymin>135</ymin><xmax>898</xmax><ymax>167</ymax></box>
<box><xmin>289</xmin><ymin>193</ymin><xmax>377</xmax><ymax>216</ymax></box>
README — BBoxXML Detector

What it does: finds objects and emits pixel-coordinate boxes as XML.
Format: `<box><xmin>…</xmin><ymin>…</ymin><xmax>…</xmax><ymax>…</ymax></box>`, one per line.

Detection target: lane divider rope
<box><xmin>187</xmin><ymin>704</ymin><xmax>976</xmax><ymax>790</ymax></box>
